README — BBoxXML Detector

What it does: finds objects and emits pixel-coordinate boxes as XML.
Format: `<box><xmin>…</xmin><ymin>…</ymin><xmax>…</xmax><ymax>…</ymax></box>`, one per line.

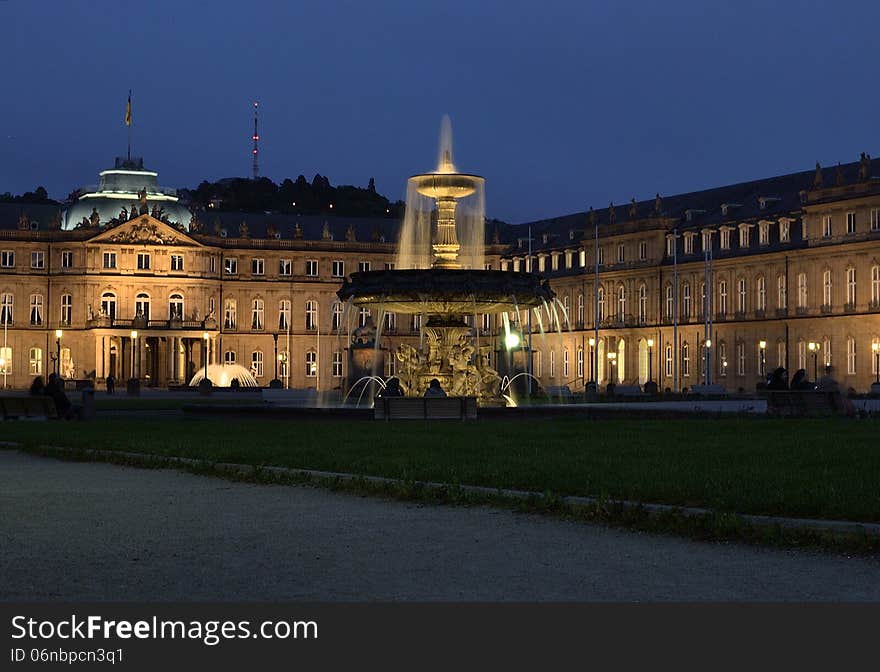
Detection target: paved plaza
<box><xmin>1</xmin><ymin>450</ymin><xmax>878</xmax><ymax>601</ymax></box>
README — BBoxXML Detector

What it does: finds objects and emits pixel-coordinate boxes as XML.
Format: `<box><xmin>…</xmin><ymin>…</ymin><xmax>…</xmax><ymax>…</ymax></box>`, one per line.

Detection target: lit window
<box><xmin>846</xmin><ymin>267</ymin><xmax>856</xmax><ymax>306</ymax></box>
<box><xmin>779</xmin><ymin>220</ymin><xmax>790</xmax><ymax>242</ymax></box>
<box><xmin>224</xmin><ymin>299</ymin><xmax>237</xmax><ymax>330</ymax></box>
<box><xmin>134</xmin><ymin>293</ymin><xmax>150</xmax><ymax>320</ymax></box>
<box><xmin>29</xmin><ymin>347</ymin><xmax>42</xmax><ymax>375</ymax></box>
<box><xmin>847</xmin><ymin>337</ymin><xmax>856</xmax><ymax>375</ymax></box>
<box><xmin>0</xmin><ymin>293</ymin><xmax>13</xmax><ymax>325</ymax></box>
<box><xmin>251</xmin><ymin>351</ymin><xmax>264</xmax><ymax>378</ymax></box>
<box><xmin>29</xmin><ymin>294</ymin><xmax>43</xmax><ymax>326</ymax></box>
<box><xmin>305</xmin><ymin>350</ymin><xmax>317</xmax><ymax>377</ymax></box>
<box><xmin>332</xmin><ymin>351</ymin><xmax>343</xmax><ymax>378</ymax></box>
<box><xmin>169</xmin><ymin>293</ymin><xmax>184</xmax><ymax>320</ymax></box>
<box><xmin>305</xmin><ymin>300</ymin><xmax>318</xmax><ymax>331</ymax></box>
<box><xmin>278</xmin><ymin>300</ymin><xmax>291</xmax><ymax>330</ymax></box>
<box><xmin>251</xmin><ymin>298</ymin><xmax>265</xmax><ymax>330</ymax></box>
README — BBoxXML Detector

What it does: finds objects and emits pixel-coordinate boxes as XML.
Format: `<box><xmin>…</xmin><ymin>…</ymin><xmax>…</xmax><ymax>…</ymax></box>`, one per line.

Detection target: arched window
<box><xmin>332</xmin><ymin>351</ymin><xmax>344</xmax><ymax>378</ymax></box>
<box><xmin>719</xmin><ymin>341</ymin><xmax>728</xmax><ymax>377</ymax></box>
<box><xmin>872</xmin><ymin>265</ymin><xmax>880</xmax><ymax>305</ymax></box>
<box><xmin>224</xmin><ymin>350</ymin><xmax>236</xmax><ymax>365</ymax></box>
<box><xmin>681</xmin><ymin>341</ymin><xmax>690</xmax><ymax>378</ymax></box>
<box><xmin>0</xmin><ymin>293</ymin><xmax>13</xmax><ymax>326</ymax></box>
<box><xmin>562</xmin><ymin>348</ymin><xmax>570</xmax><ymax>378</ymax></box>
<box><xmin>535</xmin><ymin>350</ymin><xmax>543</xmax><ymax>378</ymax></box>
<box><xmin>576</xmin><ymin>293</ymin><xmax>584</xmax><ymax>325</ymax></box>
<box><xmin>797</xmin><ymin>272</ymin><xmax>808</xmax><ymax>308</ymax></box>
<box><xmin>278</xmin><ymin>299</ymin><xmax>291</xmax><ymax>330</ymax></box>
<box><xmin>60</xmin><ymin>293</ymin><xmax>72</xmax><ymax>326</ymax></box>
<box><xmin>135</xmin><ymin>292</ymin><xmax>150</xmax><ymax>320</ymax></box>
<box><xmin>60</xmin><ymin>347</ymin><xmax>72</xmax><ymax>378</ymax></box>
<box><xmin>777</xmin><ymin>275</ymin><xmax>786</xmax><ymax>310</ymax></box>
<box><xmin>305</xmin><ymin>300</ymin><xmax>318</xmax><ymax>331</ymax></box>
<box><xmin>617</xmin><ymin>285</ymin><xmax>626</xmax><ymax>320</ymax></box>
<box><xmin>756</xmin><ymin>275</ymin><xmax>766</xmax><ymax>311</ymax></box>
<box><xmin>169</xmin><ymin>293</ymin><xmax>184</xmax><ymax>320</ymax></box>
<box><xmin>638</xmin><ymin>284</ymin><xmax>647</xmax><ymax>323</ymax></box>
<box><xmin>223</xmin><ymin>299</ymin><xmax>236</xmax><ymax>330</ymax></box>
<box><xmin>101</xmin><ymin>292</ymin><xmax>116</xmax><ymax>320</ymax></box>
<box><xmin>681</xmin><ymin>282</ymin><xmax>691</xmax><ymax>318</ymax></box>
<box><xmin>822</xmin><ymin>270</ymin><xmax>832</xmax><ymax>307</ymax></box>
<box><xmin>846</xmin><ymin>337</ymin><xmax>856</xmax><ymax>375</ymax></box>
<box><xmin>665</xmin><ymin>284</ymin><xmax>674</xmax><ymax>320</ymax></box>
<box><xmin>549</xmin><ymin>350</ymin><xmax>556</xmax><ymax>378</ymax></box>
<box><xmin>846</xmin><ymin>267</ymin><xmax>856</xmax><ymax>306</ymax></box>
<box><xmin>29</xmin><ymin>294</ymin><xmax>43</xmax><ymax>326</ymax></box>
<box><xmin>597</xmin><ymin>286</ymin><xmax>605</xmax><ymax>323</ymax></box>
<box><xmin>664</xmin><ymin>343</ymin><xmax>673</xmax><ymax>378</ymax></box>
<box><xmin>718</xmin><ymin>279</ymin><xmax>728</xmax><ymax>315</ymax></box>
<box><xmin>251</xmin><ymin>350</ymin><xmax>264</xmax><ymax>378</ymax></box>
<box><xmin>576</xmin><ymin>347</ymin><xmax>584</xmax><ymax>379</ymax></box>
<box><xmin>251</xmin><ymin>298</ymin><xmax>264</xmax><ymax>330</ymax></box>
<box><xmin>305</xmin><ymin>350</ymin><xmax>317</xmax><ymax>377</ymax></box>
<box><xmin>616</xmin><ymin>338</ymin><xmax>625</xmax><ymax>383</ymax></box>
<box><xmin>737</xmin><ymin>278</ymin><xmax>746</xmax><ymax>314</ymax></box>
<box><xmin>29</xmin><ymin>347</ymin><xmax>42</xmax><ymax>375</ymax></box>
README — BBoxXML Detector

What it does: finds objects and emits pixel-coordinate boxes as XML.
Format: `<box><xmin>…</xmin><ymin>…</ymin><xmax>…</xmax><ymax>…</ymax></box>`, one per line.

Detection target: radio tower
<box><xmin>252</xmin><ymin>101</ymin><xmax>260</xmax><ymax>180</ymax></box>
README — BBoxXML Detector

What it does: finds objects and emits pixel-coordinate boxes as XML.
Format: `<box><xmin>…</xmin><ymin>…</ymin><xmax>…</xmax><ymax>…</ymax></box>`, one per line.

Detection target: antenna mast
<box><xmin>252</xmin><ymin>101</ymin><xmax>259</xmax><ymax>180</ymax></box>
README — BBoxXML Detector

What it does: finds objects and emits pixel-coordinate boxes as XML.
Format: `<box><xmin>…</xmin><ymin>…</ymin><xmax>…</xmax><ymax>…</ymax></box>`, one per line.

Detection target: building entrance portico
<box><xmin>94</xmin><ymin>329</ymin><xmax>216</xmax><ymax>387</ymax></box>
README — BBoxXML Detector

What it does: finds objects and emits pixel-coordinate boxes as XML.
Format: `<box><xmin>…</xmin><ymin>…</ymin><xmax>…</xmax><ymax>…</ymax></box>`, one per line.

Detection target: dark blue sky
<box><xmin>2</xmin><ymin>1</ymin><xmax>878</xmax><ymax>223</ymax></box>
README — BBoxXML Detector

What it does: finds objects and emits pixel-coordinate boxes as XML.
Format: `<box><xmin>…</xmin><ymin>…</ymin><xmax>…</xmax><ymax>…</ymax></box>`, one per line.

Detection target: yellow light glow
<box><xmin>131</xmin><ymin>330</ymin><xmax>138</xmax><ymax>339</ymax></box>
<box><xmin>873</xmin><ymin>342</ymin><xmax>880</xmax><ymax>352</ymax></box>
<box><xmin>202</xmin><ymin>332</ymin><xmax>209</xmax><ymax>340</ymax></box>
<box><xmin>504</xmin><ymin>332</ymin><xmax>520</xmax><ymax>350</ymax></box>
<box><xmin>647</xmin><ymin>338</ymin><xmax>654</xmax><ymax>347</ymax></box>
<box><xmin>705</xmin><ymin>339</ymin><xmax>712</xmax><ymax>348</ymax></box>
<box><xmin>588</xmin><ymin>337</ymin><xmax>596</xmax><ymax>346</ymax></box>
<box><xmin>758</xmin><ymin>340</ymin><xmax>766</xmax><ymax>349</ymax></box>
<box><xmin>55</xmin><ymin>329</ymin><xmax>63</xmax><ymax>338</ymax></box>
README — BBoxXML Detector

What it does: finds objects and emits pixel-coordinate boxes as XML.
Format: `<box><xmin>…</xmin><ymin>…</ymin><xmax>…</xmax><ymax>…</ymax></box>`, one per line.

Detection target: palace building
<box><xmin>1</xmin><ymin>153</ymin><xmax>879</xmax><ymax>393</ymax></box>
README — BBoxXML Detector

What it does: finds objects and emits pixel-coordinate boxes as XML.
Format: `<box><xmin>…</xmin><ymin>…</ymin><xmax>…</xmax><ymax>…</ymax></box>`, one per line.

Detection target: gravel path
<box><xmin>1</xmin><ymin>450</ymin><xmax>878</xmax><ymax>601</ymax></box>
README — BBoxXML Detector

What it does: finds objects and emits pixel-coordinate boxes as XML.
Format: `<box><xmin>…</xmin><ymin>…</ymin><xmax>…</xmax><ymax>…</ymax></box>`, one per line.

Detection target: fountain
<box><xmin>337</xmin><ymin>116</ymin><xmax>555</xmax><ymax>403</ymax></box>
<box><xmin>188</xmin><ymin>364</ymin><xmax>259</xmax><ymax>388</ymax></box>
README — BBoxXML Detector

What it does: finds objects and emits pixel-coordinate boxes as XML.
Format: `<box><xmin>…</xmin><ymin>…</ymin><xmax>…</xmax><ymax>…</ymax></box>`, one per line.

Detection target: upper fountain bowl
<box><xmin>337</xmin><ymin>268</ymin><xmax>555</xmax><ymax>316</ymax></box>
<box><xmin>410</xmin><ymin>172</ymin><xmax>484</xmax><ymax>200</ymax></box>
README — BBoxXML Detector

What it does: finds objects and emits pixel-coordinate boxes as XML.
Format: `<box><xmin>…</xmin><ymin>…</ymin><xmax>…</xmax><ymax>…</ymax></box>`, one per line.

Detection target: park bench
<box><xmin>689</xmin><ymin>384</ymin><xmax>727</xmax><ymax>397</ymax></box>
<box><xmin>611</xmin><ymin>385</ymin><xmax>645</xmax><ymax>397</ymax></box>
<box><xmin>374</xmin><ymin>396</ymin><xmax>477</xmax><ymax>421</ymax></box>
<box><xmin>0</xmin><ymin>396</ymin><xmax>59</xmax><ymax>421</ymax></box>
<box><xmin>765</xmin><ymin>390</ymin><xmax>848</xmax><ymax>417</ymax></box>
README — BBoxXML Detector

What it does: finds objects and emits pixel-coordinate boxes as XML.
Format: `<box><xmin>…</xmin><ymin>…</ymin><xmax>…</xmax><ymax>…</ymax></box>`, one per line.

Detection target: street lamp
<box><xmin>588</xmin><ymin>337</ymin><xmax>596</xmax><ymax>383</ymax></box>
<box><xmin>704</xmin><ymin>338</ymin><xmax>712</xmax><ymax>386</ymax></box>
<box><xmin>808</xmin><ymin>341</ymin><xmax>820</xmax><ymax>381</ymax></box>
<box><xmin>647</xmin><ymin>338</ymin><xmax>654</xmax><ymax>384</ymax></box>
<box><xmin>55</xmin><ymin>329</ymin><xmax>63</xmax><ymax>376</ymax></box>
<box><xmin>202</xmin><ymin>332</ymin><xmax>210</xmax><ymax>382</ymax></box>
<box><xmin>872</xmin><ymin>341</ymin><xmax>879</xmax><ymax>385</ymax></box>
<box><xmin>758</xmin><ymin>340</ymin><xmax>766</xmax><ymax>378</ymax></box>
<box><xmin>607</xmin><ymin>351</ymin><xmax>617</xmax><ymax>384</ymax></box>
<box><xmin>130</xmin><ymin>330</ymin><xmax>138</xmax><ymax>380</ymax></box>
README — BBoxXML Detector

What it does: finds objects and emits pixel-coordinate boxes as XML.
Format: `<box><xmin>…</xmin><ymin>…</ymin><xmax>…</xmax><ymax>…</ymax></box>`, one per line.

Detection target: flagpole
<box><xmin>126</xmin><ymin>90</ymin><xmax>132</xmax><ymax>161</ymax></box>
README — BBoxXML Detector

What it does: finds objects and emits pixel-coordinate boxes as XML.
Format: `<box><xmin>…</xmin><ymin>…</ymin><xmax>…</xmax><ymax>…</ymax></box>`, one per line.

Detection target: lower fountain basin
<box><xmin>337</xmin><ymin>269</ymin><xmax>555</xmax><ymax>315</ymax></box>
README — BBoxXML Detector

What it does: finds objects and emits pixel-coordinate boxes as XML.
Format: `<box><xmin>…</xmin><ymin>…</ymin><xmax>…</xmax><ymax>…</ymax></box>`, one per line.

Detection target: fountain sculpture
<box><xmin>337</xmin><ymin>116</ymin><xmax>554</xmax><ymax>402</ymax></box>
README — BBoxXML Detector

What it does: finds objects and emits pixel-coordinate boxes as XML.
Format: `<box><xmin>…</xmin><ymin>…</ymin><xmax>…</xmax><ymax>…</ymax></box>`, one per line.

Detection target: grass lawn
<box><xmin>93</xmin><ymin>397</ymin><xmax>264</xmax><ymax>411</ymax></box>
<box><xmin>2</xmin><ymin>416</ymin><xmax>878</xmax><ymax>523</ymax></box>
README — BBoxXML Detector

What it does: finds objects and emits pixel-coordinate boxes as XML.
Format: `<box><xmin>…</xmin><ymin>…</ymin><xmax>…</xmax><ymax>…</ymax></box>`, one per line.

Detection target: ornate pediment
<box><xmin>91</xmin><ymin>215</ymin><xmax>201</xmax><ymax>246</ymax></box>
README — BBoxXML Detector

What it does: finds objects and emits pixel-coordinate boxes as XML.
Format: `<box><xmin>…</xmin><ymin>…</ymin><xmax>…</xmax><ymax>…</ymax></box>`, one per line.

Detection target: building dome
<box><xmin>63</xmin><ymin>157</ymin><xmax>191</xmax><ymax>230</ymax></box>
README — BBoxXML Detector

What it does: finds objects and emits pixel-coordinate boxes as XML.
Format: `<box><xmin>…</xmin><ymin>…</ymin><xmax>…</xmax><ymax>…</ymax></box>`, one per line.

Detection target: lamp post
<box><xmin>808</xmin><ymin>341</ymin><xmax>819</xmax><ymax>381</ymax></box>
<box><xmin>273</xmin><ymin>333</ymin><xmax>279</xmax><ymax>381</ymax></box>
<box><xmin>704</xmin><ymin>338</ymin><xmax>712</xmax><ymax>386</ymax></box>
<box><xmin>872</xmin><ymin>341</ymin><xmax>879</xmax><ymax>385</ymax></box>
<box><xmin>647</xmin><ymin>338</ymin><xmax>654</xmax><ymax>384</ymax></box>
<box><xmin>758</xmin><ymin>340</ymin><xmax>766</xmax><ymax>379</ymax></box>
<box><xmin>607</xmin><ymin>351</ymin><xmax>617</xmax><ymax>385</ymax></box>
<box><xmin>588</xmin><ymin>337</ymin><xmax>596</xmax><ymax>383</ymax></box>
<box><xmin>202</xmin><ymin>332</ymin><xmax>210</xmax><ymax>382</ymax></box>
<box><xmin>130</xmin><ymin>330</ymin><xmax>138</xmax><ymax>380</ymax></box>
<box><xmin>55</xmin><ymin>329</ymin><xmax>63</xmax><ymax>376</ymax></box>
